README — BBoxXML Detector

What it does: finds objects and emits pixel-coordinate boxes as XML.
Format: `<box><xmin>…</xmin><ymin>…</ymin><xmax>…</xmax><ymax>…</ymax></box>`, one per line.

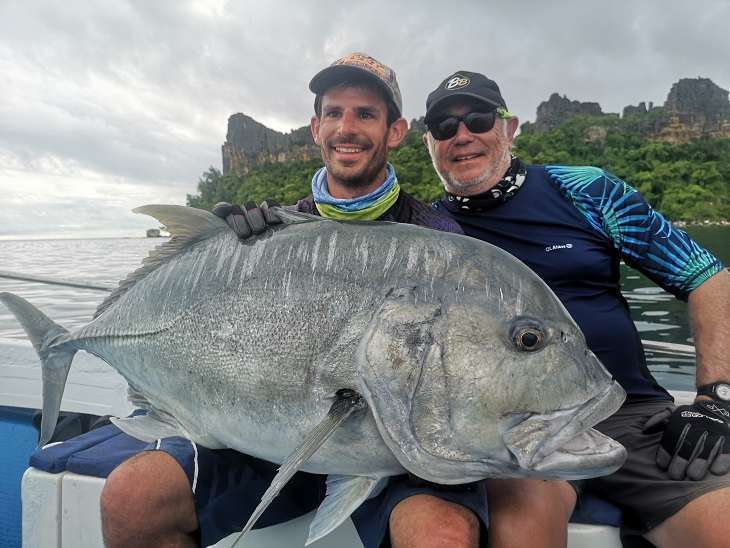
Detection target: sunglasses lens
<box><xmin>433</xmin><ymin>117</ymin><xmax>460</xmax><ymax>140</ymax></box>
<box><xmin>429</xmin><ymin>111</ymin><xmax>497</xmax><ymax>140</ymax></box>
<box><xmin>464</xmin><ymin>112</ymin><xmax>496</xmax><ymax>134</ymax></box>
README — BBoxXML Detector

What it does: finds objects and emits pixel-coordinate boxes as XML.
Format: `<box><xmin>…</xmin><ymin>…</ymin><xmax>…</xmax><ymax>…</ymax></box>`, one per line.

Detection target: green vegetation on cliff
<box><xmin>517</xmin><ymin>115</ymin><xmax>730</xmax><ymax>221</ymax></box>
<box><xmin>189</xmin><ymin>115</ymin><xmax>730</xmax><ymax>222</ymax></box>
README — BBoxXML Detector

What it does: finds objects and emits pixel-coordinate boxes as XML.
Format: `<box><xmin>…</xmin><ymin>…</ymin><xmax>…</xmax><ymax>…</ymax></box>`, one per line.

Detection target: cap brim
<box><xmin>309</xmin><ymin>65</ymin><xmax>399</xmax><ymax>113</ymax></box>
<box><xmin>424</xmin><ymin>92</ymin><xmax>503</xmax><ymax>124</ymax></box>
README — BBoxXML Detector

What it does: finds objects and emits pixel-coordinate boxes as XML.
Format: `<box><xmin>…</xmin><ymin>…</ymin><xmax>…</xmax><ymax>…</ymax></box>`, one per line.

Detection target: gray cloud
<box><xmin>0</xmin><ymin>0</ymin><xmax>728</xmax><ymax>237</ymax></box>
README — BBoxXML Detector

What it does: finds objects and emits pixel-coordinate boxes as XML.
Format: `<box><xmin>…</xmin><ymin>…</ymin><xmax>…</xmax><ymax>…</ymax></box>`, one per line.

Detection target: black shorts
<box><xmin>580</xmin><ymin>399</ymin><xmax>730</xmax><ymax>536</ymax></box>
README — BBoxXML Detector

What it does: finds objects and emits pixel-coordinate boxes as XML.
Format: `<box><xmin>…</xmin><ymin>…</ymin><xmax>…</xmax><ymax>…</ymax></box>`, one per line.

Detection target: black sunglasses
<box><xmin>428</xmin><ymin>110</ymin><xmax>501</xmax><ymax>140</ymax></box>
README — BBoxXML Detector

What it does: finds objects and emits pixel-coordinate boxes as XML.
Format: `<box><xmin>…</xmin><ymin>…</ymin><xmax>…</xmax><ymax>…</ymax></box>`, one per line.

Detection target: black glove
<box><xmin>643</xmin><ymin>399</ymin><xmax>730</xmax><ymax>480</ymax></box>
<box><xmin>212</xmin><ymin>200</ymin><xmax>282</xmax><ymax>239</ymax></box>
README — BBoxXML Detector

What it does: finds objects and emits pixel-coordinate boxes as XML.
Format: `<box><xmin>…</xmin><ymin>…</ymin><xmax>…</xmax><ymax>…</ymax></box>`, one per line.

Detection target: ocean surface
<box><xmin>0</xmin><ymin>226</ymin><xmax>728</xmax><ymax>392</ymax></box>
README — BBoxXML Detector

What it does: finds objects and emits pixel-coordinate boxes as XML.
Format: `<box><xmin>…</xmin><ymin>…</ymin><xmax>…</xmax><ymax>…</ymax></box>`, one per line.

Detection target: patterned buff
<box><xmin>312</xmin><ymin>163</ymin><xmax>400</xmax><ymax>220</ymax></box>
<box><xmin>445</xmin><ymin>155</ymin><xmax>527</xmax><ymax>212</ymax></box>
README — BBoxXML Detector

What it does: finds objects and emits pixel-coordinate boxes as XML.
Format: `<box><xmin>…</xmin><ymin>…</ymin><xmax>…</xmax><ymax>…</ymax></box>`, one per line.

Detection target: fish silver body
<box><xmin>1</xmin><ymin>206</ymin><xmax>626</xmax><ymax>486</ymax></box>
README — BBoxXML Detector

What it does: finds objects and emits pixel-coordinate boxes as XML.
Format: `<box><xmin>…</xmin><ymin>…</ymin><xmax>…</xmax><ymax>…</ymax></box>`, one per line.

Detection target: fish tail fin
<box><xmin>0</xmin><ymin>292</ymin><xmax>76</xmax><ymax>446</ymax></box>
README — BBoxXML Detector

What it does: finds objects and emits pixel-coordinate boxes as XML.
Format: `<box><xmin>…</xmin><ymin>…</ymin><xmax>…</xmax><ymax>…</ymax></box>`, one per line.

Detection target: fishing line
<box><xmin>0</xmin><ymin>271</ymin><xmax>114</xmax><ymax>292</ymax></box>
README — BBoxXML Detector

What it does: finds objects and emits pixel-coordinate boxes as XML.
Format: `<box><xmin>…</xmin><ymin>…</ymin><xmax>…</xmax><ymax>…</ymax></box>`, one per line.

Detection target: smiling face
<box><xmin>311</xmin><ymin>84</ymin><xmax>407</xmax><ymax>198</ymax></box>
<box><xmin>426</xmin><ymin>101</ymin><xmax>519</xmax><ymax>196</ymax></box>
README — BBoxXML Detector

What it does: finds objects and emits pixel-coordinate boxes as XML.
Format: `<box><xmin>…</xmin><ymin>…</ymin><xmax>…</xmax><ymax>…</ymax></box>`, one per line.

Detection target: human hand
<box><xmin>643</xmin><ymin>400</ymin><xmax>730</xmax><ymax>480</ymax></box>
<box><xmin>212</xmin><ymin>200</ymin><xmax>282</xmax><ymax>239</ymax></box>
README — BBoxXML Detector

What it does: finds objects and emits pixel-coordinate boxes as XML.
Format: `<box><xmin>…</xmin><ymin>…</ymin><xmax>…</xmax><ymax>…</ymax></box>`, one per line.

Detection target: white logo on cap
<box><xmin>446</xmin><ymin>75</ymin><xmax>470</xmax><ymax>90</ymax></box>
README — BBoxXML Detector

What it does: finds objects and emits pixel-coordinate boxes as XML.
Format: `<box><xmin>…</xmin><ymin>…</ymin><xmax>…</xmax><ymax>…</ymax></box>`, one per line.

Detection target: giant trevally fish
<box><xmin>0</xmin><ymin>205</ymin><xmax>626</xmax><ymax>545</ymax></box>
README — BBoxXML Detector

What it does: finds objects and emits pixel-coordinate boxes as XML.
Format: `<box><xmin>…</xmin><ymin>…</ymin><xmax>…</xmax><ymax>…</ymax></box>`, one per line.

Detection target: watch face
<box><xmin>717</xmin><ymin>384</ymin><xmax>730</xmax><ymax>401</ymax></box>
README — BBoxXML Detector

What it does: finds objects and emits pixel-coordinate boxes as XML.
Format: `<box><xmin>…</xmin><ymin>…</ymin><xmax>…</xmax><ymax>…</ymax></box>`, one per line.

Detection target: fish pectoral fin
<box><xmin>230</xmin><ymin>389</ymin><xmax>367</xmax><ymax>548</ymax></box>
<box><xmin>110</xmin><ymin>413</ymin><xmax>186</xmax><ymax>443</ymax></box>
<box><xmin>306</xmin><ymin>475</ymin><xmax>387</xmax><ymax>546</ymax></box>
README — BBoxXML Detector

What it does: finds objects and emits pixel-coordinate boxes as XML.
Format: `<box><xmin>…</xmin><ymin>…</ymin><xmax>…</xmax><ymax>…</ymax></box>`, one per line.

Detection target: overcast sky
<box><xmin>1</xmin><ymin>0</ymin><xmax>728</xmax><ymax>239</ymax></box>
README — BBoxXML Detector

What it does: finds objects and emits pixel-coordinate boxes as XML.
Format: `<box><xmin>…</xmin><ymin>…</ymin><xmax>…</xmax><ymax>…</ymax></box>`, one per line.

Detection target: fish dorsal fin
<box><xmin>93</xmin><ymin>205</ymin><xmax>319</xmax><ymax>319</ymax></box>
<box><xmin>94</xmin><ymin>205</ymin><xmax>231</xmax><ymax>318</ymax></box>
<box><xmin>271</xmin><ymin>206</ymin><xmax>322</xmax><ymax>223</ymax></box>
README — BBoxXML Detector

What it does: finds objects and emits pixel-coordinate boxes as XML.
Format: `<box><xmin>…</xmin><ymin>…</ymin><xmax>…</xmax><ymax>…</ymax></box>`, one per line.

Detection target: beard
<box><xmin>439</xmin><ymin>151</ymin><xmax>509</xmax><ymax>194</ymax></box>
<box><xmin>321</xmin><ymin>136</ymin><xmax>389</xmax><ymax>189</ymax></box>
<box><xmin>427</xmin><ymin>131</ymin><xmax>512</xmax><ymax>196</ymax></box>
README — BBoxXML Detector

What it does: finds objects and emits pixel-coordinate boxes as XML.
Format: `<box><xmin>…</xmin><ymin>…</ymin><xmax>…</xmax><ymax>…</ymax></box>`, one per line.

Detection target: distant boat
<box><xmin>146</xmin><ymin>228</ymin><xmax>170</xmax><ymax>238</ymax></box>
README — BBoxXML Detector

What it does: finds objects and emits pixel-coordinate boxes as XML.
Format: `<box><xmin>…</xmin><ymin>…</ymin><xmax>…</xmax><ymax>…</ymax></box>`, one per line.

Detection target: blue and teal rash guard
<box><xmin>434</xmin><ymin>165</ymin><xmax>725</xmax><ymax>401</ymax></box>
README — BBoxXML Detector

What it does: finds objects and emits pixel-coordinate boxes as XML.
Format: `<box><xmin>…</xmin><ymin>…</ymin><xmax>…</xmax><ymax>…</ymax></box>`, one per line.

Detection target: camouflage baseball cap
<box><xmin>309</xmin><ymin>52</ymin><xmax>403</xmax><ymax>117</ymax></box>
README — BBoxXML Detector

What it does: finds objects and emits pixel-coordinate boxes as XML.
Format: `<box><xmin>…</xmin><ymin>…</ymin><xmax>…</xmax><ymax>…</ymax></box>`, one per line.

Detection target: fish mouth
<box><xmin>501</xmin><ymin>380</ymin><xmax>627</xmax><ymax>479</ymax></box>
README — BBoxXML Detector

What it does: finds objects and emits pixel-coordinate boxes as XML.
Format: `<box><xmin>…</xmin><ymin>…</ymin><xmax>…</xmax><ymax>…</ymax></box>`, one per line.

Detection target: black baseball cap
<box><xmin>424</xmin><ymin>71</ymin><xmax>507</xmax><ymax>124</ymax></box>
<box><xmin>309</xmin><ymin>52</ymin><xmax>403</xmax><ymax>117</ymax></box>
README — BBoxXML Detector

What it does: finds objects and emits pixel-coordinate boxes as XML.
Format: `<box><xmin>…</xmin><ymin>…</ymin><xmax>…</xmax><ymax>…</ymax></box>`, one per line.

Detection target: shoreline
<box><xmin>672</xmin><ymin>220</ymin><xmax>730</xmax><ymax>227</ymax></box>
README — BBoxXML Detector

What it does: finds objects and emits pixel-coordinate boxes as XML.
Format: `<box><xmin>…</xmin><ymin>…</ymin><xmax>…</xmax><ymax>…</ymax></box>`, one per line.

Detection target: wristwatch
<box><xmin>697</xmin><ymin>382</ymin><xmax>730</xmax><ymax>402</ymax></box>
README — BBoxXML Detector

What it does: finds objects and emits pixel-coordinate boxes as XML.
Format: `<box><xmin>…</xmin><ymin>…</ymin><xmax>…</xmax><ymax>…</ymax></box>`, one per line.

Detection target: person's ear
<box><xmin>386</xmin><ymin>118</ymin><xmax>408</xmax><ymax>150</ymax></box>
<box><xmin>310</xmin><ymin>116</ymin><xmax>321</xmax><ymax>145</ymax></box>
<box><xmin>506</xmin><ymin>116</ymin><xmax>519</xmax><ymax>145</ymax></box>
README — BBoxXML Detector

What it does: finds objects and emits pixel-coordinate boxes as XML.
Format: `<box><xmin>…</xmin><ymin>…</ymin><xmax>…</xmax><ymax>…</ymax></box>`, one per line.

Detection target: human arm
<box><xmin>544</xmin><ymin>167</ymin><xmax>730</xmax><ymax>479</ymax></box>
<box><xmin>643</xmin><ymin>257</ymin><xmax>730</xmax><ymax>479</ymax></box>
<box><xmin>689</xmin><ymin>270</ymin><xmax>730</xmax><ymax>386</ymax></box>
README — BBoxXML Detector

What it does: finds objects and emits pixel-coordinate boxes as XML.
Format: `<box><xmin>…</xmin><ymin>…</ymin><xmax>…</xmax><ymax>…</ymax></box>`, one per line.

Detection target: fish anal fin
<box><xmin>110</xmin><ymin>414</ymin><xmax>184</xmax><ymax>443</ymax></box>
<box><xmin>306</xmin><ymin>475</ymin><xmax>387</xmax><ymax>546</ymax></box>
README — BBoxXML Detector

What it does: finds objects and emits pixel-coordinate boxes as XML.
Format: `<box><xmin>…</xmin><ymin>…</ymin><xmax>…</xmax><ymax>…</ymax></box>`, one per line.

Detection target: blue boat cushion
<box><xmin>30</xmin><ymin>420</ymin><xmax>147</xmax><ymax>477</ymax></box>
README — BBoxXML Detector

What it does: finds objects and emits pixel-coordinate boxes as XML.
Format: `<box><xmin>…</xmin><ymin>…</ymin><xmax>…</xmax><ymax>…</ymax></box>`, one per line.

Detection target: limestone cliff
<box><xmin>530</xmin><ymin>93</ymin><xmax>605</xmax><ymax>133</ymax></box>
<box><xmin>526</xmin><ymin>78</ymin><xmax>730</xmax><ymax>143</ymax></box>
<box><xmin>221</xmin><ymin>114</ymin><xmax>318</xmax><ymax>175</ymax></box>
<box><xmin>656</xmin><ymin>78</ymin><xmax>730</xmax><ymax>143</ymax></box>
<box><xmin>222</xmin><ymin>78</ymin><xmax>730</xmax><ymax>172</ymax></box>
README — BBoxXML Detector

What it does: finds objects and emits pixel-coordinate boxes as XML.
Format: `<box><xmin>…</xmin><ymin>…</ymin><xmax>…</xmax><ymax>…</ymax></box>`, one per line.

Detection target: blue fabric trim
<box><xmin>545</xmin><ymin>165</ymin><xmax>724</xmax><ymax>300</ymax></box>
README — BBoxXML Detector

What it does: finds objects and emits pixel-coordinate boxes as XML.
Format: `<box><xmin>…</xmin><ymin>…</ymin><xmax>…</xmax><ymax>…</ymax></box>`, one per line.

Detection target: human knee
<box><xmin>391</xmin><ymin>495</ymin><xmax>479</xmax><ymax>548</ymax></box>
<box><xmin>101</xmin><ymin>462</ymin><xmax>145</xmax><ymax>526</ymax></box>
<box><xmin>487</xmin><ymin>479</ymin><xmax>575</xmax><ymax>524</ymax></box>
<box><xmin>428</xmin><ymin>506</ymin><xmax>479</xmax><ymax>547</ymax></box>
<box><xmin>645</xmin><ymin>487</ymin><xmax>730</xmax><ymax>547</ymax></box>
<box><xmin>101</xmin><ymin>451</ymin><xmax>194</xmax><ymax>535</ymax></box>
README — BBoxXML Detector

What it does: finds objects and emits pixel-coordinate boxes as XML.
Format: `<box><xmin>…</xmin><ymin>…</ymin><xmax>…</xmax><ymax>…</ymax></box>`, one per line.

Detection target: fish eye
<box><xmin>513</xmin><ymin>327</ymin><xmax>545</xmax><ymax>352</ymax></box>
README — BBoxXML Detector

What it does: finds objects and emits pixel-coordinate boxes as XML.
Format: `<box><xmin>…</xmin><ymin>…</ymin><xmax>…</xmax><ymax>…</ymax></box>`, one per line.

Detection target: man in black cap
<box><xmin>423</xmin><ymin>70</ymin><xmax>730</xmax><ymax>547</ymax></box>
<box><xmin>94</xmin><ymin>54</ymin><xmax>488</xmax><ymax>548</ymax></box>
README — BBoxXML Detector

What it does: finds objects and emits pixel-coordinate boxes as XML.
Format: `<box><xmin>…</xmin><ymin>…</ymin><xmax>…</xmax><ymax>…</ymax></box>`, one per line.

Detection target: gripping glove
<box><xmin>643</xmin><ymin>399</ymin><xmax>730</xmax><ymax>480</ymax></box>
<box><xmin>212</xmin><ymin>200</ymin><xmax>282</xmax><ymax>239</ymax></box>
